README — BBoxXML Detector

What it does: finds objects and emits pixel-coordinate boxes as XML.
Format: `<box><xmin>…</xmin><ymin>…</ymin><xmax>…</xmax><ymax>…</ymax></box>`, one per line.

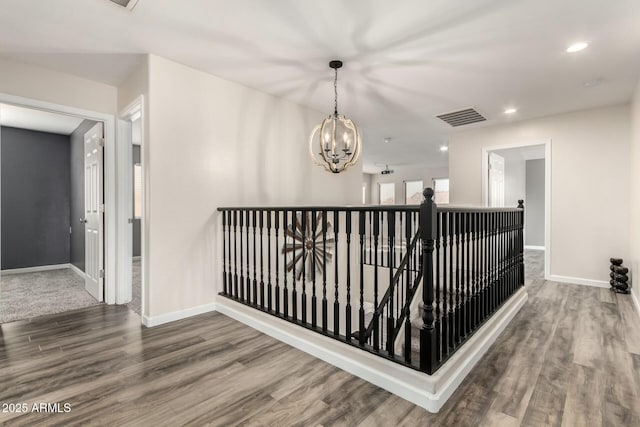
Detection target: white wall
<box><xmin>146</xmin><ymin>55</ymin><xmax>361</xmax><ymax>318</ymax></box>
<box><xmin>369</xmin><ymin>165</ymin><xmax>448</xmax><ymax>205</ymax></box>
<box><xmin>449</xmin><ymin>104</ymin><xmax>630</xmax><ymax>284</ymax></box>
<box><xmin>0</xmin><ymin>57</ymin><xmax>117</xmax><ymax>114</ymax></box>
<box><xmin>630</xmin><ymin>80</ymin><xmax>640</xmax><ymax>308</ymax></box>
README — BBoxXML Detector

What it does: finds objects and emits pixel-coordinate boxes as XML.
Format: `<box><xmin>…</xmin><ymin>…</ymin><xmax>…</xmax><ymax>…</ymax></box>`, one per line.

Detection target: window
<box><xmin>433</xmin><ymin>178</ymin><xmax>449</xmax><ymax>204</ymax></box>
<box><xmin>134</xmin><ymin>163</ymin><xmax>142</xmax><ymax>219</ymax></box>
<box><xmin>362</xmin><ymin>182</ymin><xmax>367</xmax><ymax>204</ymax></box>
<box><xmin>379</xmin><ymin>182</ymin><xmax>395</xmax><ymax>205</ymax></box>
<box><xmin>404</xmin><ymin>180</ymin><xmax>423</xmax><ymax>204</ymax></box>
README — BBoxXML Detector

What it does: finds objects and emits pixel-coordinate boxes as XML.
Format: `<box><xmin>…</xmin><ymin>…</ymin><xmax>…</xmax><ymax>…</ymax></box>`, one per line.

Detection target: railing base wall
<box><xmin>215</xmin><ymin>288</ymin><xmax>528</xmax><ymax>413</ymax></box>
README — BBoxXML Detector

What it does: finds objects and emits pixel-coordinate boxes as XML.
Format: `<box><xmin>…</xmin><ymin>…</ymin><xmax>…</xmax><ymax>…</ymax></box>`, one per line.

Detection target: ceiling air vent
<box><xmin>437</xmin><ymin>108</ymin><xmax>486</xmax><ymax>127</ymax></box>
<box><xmin>107</xmin><ymin>0</ymin><xmax>139</xmax><ymax>10</ymax></box>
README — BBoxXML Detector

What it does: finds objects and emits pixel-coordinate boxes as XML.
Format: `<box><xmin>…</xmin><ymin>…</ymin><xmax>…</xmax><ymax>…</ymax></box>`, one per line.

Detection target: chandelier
<box><xmin>309</xmin><ymin>60</ymin><xmax>361</xmax><ymax>173</ymax></box>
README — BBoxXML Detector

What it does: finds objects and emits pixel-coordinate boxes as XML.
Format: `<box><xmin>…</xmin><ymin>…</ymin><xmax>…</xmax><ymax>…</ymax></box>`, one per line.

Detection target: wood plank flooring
<box><xmin>1</xmin><ymin>251</ymin><xmax>640</xmax><ymax>426</ymax></box>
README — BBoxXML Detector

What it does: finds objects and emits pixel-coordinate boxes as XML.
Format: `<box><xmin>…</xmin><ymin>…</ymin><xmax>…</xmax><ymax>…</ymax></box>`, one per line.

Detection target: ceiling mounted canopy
<box><xmin>309</xmin><ymin>60</ymin><xmax>361</xmax><ymax>174</ymax></box>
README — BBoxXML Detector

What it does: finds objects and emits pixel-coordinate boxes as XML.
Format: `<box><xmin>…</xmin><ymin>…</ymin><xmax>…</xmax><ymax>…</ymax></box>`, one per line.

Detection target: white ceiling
<box><xmin>0</xmin><ymin>103</ymin><xmax>83</xmax><ymax>135</ymax></box>
<box><xmin>0</xmin><ymin>0</ymin><xmax>639</xmax><ymax>171</ymax></box>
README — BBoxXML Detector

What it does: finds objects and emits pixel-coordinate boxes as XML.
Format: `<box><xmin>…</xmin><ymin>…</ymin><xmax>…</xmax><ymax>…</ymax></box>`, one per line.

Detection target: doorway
<box><xmin>0</xmin><ymin>104</ymin><xmax>105</xmax><ymax>322</ymax></box>
<box><xmin>482</xmin><ymin>140</ymin><xmax>551</xmax><ymax>279</ymax></box>
<box><xmin>118</xmin><ymin>96</ymin><xmax>145</xmax><ymax>318</ymax></box>
<box><xmin>0</xmin><ymin>92</ymin><xmax>119</xmax><ymax>315</ymax></box>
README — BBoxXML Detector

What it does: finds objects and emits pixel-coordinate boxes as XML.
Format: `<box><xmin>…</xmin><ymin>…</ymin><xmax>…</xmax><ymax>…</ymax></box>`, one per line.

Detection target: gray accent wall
<box><xmin>1</xmin><ymin>126</ymin><xmax>71</xmax><ymax>269</ymax></box>
<box><xmin>132</xmin><ymin>144</ymin><xmax>141</xmax><ymax>257</ymax></box>
<box><xmin>70</xmin><ymin>120</ymin><xmax>97</xmax><ymax>271</ymax></box>
<box><xmin>525</xmin><ymin>159</ymin><xmax>545</xmax><ymax>247</ymax></box>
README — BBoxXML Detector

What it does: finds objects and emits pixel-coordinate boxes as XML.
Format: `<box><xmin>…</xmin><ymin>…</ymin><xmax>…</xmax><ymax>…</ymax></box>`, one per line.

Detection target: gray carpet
<box><xmin>0</xmin><ymin>268</ymin><xmax>100</xmax><ymax>324</ymax></box>
<box><xmin>126</xmin><ymin>259</ymin><xmax>142</xmax><ymax>316</ymax></box>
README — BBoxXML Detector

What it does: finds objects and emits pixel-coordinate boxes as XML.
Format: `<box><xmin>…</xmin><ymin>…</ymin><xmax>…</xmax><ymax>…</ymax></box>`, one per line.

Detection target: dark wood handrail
<box><xmin>217</xmin><ymin>205</ymin><xmax>524</xmax><ymax>213</ymax></box>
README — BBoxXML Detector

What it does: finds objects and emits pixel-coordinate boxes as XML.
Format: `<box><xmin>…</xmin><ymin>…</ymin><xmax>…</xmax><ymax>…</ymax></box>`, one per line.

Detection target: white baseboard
<box><xmin>547</xmin><ymin>274</ymin><xmax>609</xmax><ymax>289</ymax></box>
<box><xmin>68</xmin><ymin>263</ymin><xmax>87</xmax><ymax>279</ymax></box>
<box><xmin>524</xmin><ymin>245</ymin><xmax>545</xmax><ymax>251</ymax></box>
<box><xmin>216</xmin><ymin>288</ymin><xmax>528</xmax><ymax>413</ymax></box>
<box><xmin>142</xmin><ymin>303</ymin><xmax>218</xmax><ymax>327</ymax></box>
<box><xmin>1</xmin><ymin>263</ymin><xmax>71</xmax><ymax>275</ymax></box>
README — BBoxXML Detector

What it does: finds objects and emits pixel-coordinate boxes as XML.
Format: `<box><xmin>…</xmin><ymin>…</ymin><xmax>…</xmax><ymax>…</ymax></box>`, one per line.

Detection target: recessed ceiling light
<box><xmin>504</xmin><ymin>108</ymin><xmax>517</xmax><ymax>114</ymax></box>
<box><xmin>384</xmin><ymin>137</ymin><xmax>391</xmax><ymax>143</ymax></box>
<box><xmin>566</xmin><ymin>42</ymin><xmax>589</xmax><ymax>53</ymax></box>
<box><xmin>440</xmin><ymin>146</ymin><xmax>448</xmax><ymax>152</ymax></box>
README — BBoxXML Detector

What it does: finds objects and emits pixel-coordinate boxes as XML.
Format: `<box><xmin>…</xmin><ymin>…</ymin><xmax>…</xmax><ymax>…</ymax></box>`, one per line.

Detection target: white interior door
<box><xmin>84</xmin><ymin>122</ymin><xmax>104</xmax><ymax>301</ymax></box>
<box><xmin>488</xmin><ymin>152</ymin><xmax>505</xmax><ymax>207</ymax></box>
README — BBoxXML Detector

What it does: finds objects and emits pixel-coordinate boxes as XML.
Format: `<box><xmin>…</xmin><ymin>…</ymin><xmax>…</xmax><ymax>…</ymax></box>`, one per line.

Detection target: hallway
<box><xmin>0</xmin><ymin>251</ymin><xmax>638</xmax><ymax>426</ymax></box>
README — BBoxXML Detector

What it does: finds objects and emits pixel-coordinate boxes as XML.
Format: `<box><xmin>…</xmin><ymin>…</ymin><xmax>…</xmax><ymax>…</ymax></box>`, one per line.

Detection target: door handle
<box><xmin>128</xmin><ymin>218</ymin><xmax>134</xmax><ymax>224</ymax></box>
<box><xmin>80</xmin><ymin>218</ymin><xmax>87</xmax><ymax>224</ymax></box>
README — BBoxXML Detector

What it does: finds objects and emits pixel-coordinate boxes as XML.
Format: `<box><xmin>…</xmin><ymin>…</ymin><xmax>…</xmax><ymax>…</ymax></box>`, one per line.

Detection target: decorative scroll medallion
<box><xmin>282</xmin><ymin>212</ymin><xmax>334</xmax><ymax>282</ymax></box>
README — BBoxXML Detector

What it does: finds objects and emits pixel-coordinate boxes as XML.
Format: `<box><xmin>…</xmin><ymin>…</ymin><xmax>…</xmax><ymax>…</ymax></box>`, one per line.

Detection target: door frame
<box><xmin>117</xmin><ymin>96</ymin><xmax>145</xmax><ymax>317</ymax></box>
<box><xmin>0</xmin><ymin>92</ymin><xmax>118</xmax><ymax>304</ymax></box>
<box><xmin>481</xmin><ymin>139</ymin><xmax>552</xmax><ymax>280</ymax></box>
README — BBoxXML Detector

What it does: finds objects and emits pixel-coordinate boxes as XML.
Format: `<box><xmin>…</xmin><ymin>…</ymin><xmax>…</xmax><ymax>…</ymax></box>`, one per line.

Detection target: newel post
<box><xmin>420</xmin><ymin>188</ymin><xmax>438</xmax><ymax>373</ymax></box>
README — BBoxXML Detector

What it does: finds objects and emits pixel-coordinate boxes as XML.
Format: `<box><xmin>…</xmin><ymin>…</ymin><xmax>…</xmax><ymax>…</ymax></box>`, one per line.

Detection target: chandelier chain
<box><xmin>334</xmin><ymin>67</ymin><xmax>338</xmax><ymax>115</ymax></box>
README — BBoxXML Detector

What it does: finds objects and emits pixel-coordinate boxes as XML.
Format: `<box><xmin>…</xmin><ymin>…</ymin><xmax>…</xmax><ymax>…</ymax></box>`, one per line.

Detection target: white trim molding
<box><xmin>1</xmin><ymin>264</ymin><xmax>70</xmax><ymax>275</ymax></box>
<box><xmin>216</xmin><ymin>289</ymin><xmax>528</xmax><ymax>413</ymax></box>
<box><xmin>68</xmin><ymin>263</ymin><xmax>87</xmax><ymax>279</ymax></box>
<box><xmin>524</xmin><ymin>245</ymin><xmax>545</xmax><ymax>251</ymax></box>
<box><xmin>142</xmin><ymin>303</ymin><xmax>217</xmax><ymax>327</ymax></box>
<box><xmin>547</xmin><ymin>274</ymin><xmax>609</xmax><ymax>289</ymax></box>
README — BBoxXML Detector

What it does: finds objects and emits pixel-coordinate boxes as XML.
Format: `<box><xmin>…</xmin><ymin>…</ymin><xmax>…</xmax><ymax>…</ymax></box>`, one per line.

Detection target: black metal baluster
<box><xmin>333</xmin><ymin>210</ymin><xmax>340</xmax><ymax>336</ymax></box>
<box><xmin>435</xmin><ymin>211</ymin><xmax>441</xmax><ymax>362</ymax></box>
<box><xmin>239</xmin><ymin>210</ymin><xmax>245</xmax><ymax>301</ymax></box>
<box><xmin>387</xmin><ymin>211</ymin><xmax>395</xmax><ymax>355</ymax></box>
<box><xmin>228</xmin><ymin>211</ymin><xmax>233</xmax><ymax>298</ymax></box>
<box><xmin>259</xmin><ymin>211</ymin><xmax>265</xmax><ymax>309</ymax></box>
<box><xmin>404</xmin><ymin>211</ymin><xmax>413</xmax><ymax>363</ymax></box>
<box><xmin>283</xmin><ymin>210</ymin><xmax>289</xmax><ymax>318</ymax></box>
<box><xmin>312</xmin><ymin>211</ymin><xmax>318</xmax><ymax>329</ymax></box>
<box><xmin>252</xmin><ymin>211</ymin><xmax>258</xmax><ymax>307</ymax></box>
<box><xmin>292</xmin><ymin>210</ymin><xmax>298</xmax><ymax>321</ymax></box>
<box><xmin>346</xmin><ymin>211</ymin><xmax>352</xmax><ymax>341</ymax></box>
<box><xmin>472</xmin><ymin>212</ymin><xmax>478</xmax><ymax>329</ymax></box>
<box><xmin>275</xmin><ymin>211</ymin><xmax>280</xmax><ymax>314</ymax></box>
<box><xmin>322</xmin><ymin>211</ymin><xmax>328</xmax><ymax>333</ymax></box>
<box><xmin>441</xmin><ymin>211</ymin><xmax>449</xmax><ymax>356</ymax></box>
<box><xmin>301</xmin><ymin>211</ymin><xmax>307</xmax><ymax>324</ymax></box>
<box><xmin>465</xmin><ymin>213</ymin><xmax>470</xmax><ymax>336</ymax></box>
<box><xmin>359</xmin><ymin>211</ymin><xmax>366</xmax><ymax>346</ymax></box>
<box><xmin>373</xmin><ymin>210</ymin><xmax>380</xmax><ymax>350</ymax></box>
<box><xmin>245</xmin><ymin>211</ymin><xmax>250</xmax><ymax>303</ymax></box>
<box><xmin>448</xmin><ymin>211</ymin><xmax>455</xmax><ymax>349</ymax></box>
<box><xmin>483</xmin><ymin>212</ymin><xmax>489</xmax><ymax>320</ymax></box>
<box><xmin>233</xmin><ymin>211</ymin><xmax>238</xmax><ymax>298</ymax></box>
<box><xmin>267</xmin><ymin>211</ymin><xmax>273</xmax><ymax>311</ymax></box>
<box><xmin>455</xmin><ymin>212</ymin><xmax>461</xmax><ymax>344</ymax></box>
